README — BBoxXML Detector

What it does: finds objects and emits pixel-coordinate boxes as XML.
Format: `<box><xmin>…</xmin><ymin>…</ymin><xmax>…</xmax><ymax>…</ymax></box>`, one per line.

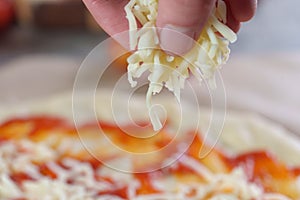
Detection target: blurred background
<box><xmin>1</xmin><ymin>0</ymin><xmax>299</xmax><ymax>61</ymax></box>
<box><xmin>0</xmin><ymin>0</ymin><xmax>105</xmax><ymax>62</ymax></box>
<box><xmin>0</xmin><ymin>0</ymin><xmax>299</xmax><ymax>134</ymax></box>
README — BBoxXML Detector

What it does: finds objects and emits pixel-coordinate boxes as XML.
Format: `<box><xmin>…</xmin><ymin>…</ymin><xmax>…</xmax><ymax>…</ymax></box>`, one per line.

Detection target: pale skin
<box><xmin>83</xmin><ymin>0</ymin><xmax>257</xmax><ymax>54</ymax></box>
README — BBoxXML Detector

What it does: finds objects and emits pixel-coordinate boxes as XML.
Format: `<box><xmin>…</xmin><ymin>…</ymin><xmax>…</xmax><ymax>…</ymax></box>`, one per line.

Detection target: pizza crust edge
<box><xmin>0</xmin><ymin>89</ymin><xmax>299</xmax><ymax>166</ymax></box>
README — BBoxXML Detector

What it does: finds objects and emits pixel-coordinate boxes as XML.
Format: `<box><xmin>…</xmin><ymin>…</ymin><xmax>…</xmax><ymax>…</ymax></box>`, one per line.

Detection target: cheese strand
<box><xmin>125</xmin><ymin>0</ymin><xmax>236</xmax><ymax>130</ymax></box>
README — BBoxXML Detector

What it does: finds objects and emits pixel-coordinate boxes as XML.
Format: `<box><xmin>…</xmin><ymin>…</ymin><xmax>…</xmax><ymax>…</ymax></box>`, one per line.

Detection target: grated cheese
<box><xmin>125</xmin><ymin>0</ymin><xmax>236</xmax><ymax>130</ymax></box>
<box><xmin>0</xmin><ymin>174</ymin><xmax>22</xmax><ymax>198</ymax></box>
<box><xmin>176</xmin><ymin>156</ymin><xmax>264</xmax><ymax>199</ymax></box>
<box><xmin>262</xmin><ymin>193</ymin><xmax>294</xmax><ymax>200</ymax></box>
<box><xmin>0</xmin><ymin>139</ymin><xmax>294</xmax><ymax>199</ymax></box>
<box><xmin>0</xmin><ymin>140</ymin><xmax>126</xmax><ymax>200</ymax></box>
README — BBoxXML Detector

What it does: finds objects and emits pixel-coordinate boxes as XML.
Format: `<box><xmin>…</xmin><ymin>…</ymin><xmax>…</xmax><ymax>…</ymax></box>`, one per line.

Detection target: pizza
<box><xmin>0</xmin><ymin>92</ymin><xmax>300</xmax><ymax>199</ymax></box>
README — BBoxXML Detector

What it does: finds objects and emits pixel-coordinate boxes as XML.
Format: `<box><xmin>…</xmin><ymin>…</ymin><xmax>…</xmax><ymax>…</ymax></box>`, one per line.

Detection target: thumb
<box><xmin>156</xmin><ymin>0</ymin><xmax>215</xmax><ymax>55</ymax></box>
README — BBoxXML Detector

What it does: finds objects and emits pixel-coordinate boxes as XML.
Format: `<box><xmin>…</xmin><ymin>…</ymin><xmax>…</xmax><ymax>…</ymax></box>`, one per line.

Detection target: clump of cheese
<box><xmin>125</xmin><ymin>0</ymin><xmax>236</xmax><ymax>130</ymax></box>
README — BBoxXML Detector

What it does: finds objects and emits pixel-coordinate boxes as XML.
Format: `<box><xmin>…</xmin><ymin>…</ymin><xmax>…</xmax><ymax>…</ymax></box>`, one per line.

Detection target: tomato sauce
<box><xmin>38</xmin><ymin>163</ymin><xmax>57</xmax><ymax>179</ymax></box>
<box><xmin>10</xmin><ymin>172</ymin><xmax>34</xmax><ymax>186</ymax></box>
<box><xmin>135</xmin><ymin>172</ymin><xmax>161</xmax><ymax>194</ymax></box>
<box><xmin>1</xmin><ymin>116</ymin><xmax>300</xmax><ymax>198</ymax></box>
<box><xmin>97</xmin><ymin>186</ymin><xmax>128</xmax><ymax>198</ymax></box>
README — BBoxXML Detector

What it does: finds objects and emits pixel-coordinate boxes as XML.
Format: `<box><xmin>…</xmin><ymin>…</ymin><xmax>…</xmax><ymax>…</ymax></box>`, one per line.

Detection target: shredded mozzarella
<box><xmin>0</xmin><ymin>140</ymin><xmax>126</xmax><ymax>200</ymax></box>
<box><xmin>125</xmin><ymin>0</ymin><xmax>236</xmax><ymax>130</ymax></box>
<box><xmin>179</xmin><ymin>155</ymin><xmax>214</xmax><ymax>181</ymax></box>
<box><xmin>177</xmin><ymin>156</ymin><xmax>264</xmax><ymax>199</ymax></box>
<box><xmin>262</xmin><ymin>193</ymin><xmax>293</xmax><ymax>200</ymax></box>
<box><xmin>0</xmin><ymin>139</ymin><xmax>295</xmax><ymax>200</ymax></box>
<box><xmin>0</xmin><ymin>174</ymin><xmax>22</xmax><ymax>198</ymax></box>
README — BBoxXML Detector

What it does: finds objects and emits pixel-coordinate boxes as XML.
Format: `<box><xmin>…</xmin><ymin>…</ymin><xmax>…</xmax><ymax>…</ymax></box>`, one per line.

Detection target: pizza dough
<box><xmin>1</xmin><ymin>89</ymin><xmax>299</xmax><ymax>166</ymax></box>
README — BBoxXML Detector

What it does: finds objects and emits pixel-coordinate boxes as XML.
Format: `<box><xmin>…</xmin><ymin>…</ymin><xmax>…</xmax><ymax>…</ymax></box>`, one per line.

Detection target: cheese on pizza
<box><xmin>0</xmin><ymin>116</ymin><xmax>299</xmax><ymax>199</ymax></box>
<box><xmin>125</xmin><ymin>0</ymin><xmax>236</xmax><ymax>130</ymax></box>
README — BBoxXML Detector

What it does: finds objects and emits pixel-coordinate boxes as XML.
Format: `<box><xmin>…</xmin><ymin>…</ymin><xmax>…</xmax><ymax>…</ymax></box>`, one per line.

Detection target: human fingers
<box><xmin>82</xmin><ymin>0</ymin><xmax>129</xmax><ymax>47</ymax></box>
<box><xmin>228</xmin><ymin>0</ymin><xmax>257</xmax><ymax>22</ymax></box>
<box><xmin>156</xmin><ymin>0</ymin><xmax>216</xmax><ymax>55</ymax></box>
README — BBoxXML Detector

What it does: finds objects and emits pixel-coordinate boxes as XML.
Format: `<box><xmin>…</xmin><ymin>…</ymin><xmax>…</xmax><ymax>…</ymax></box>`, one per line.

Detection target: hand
<box><xmin>83</xmin><ymin>0</ymin><xmax>257</xmax><ymax>53</ymax></box>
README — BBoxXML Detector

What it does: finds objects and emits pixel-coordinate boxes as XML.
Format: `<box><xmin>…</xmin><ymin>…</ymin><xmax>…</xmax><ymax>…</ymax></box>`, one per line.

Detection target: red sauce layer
<box><xmin>0</xmin><ymin>116</ymin><xmax>299</xmax><ymax>198</ymax></box>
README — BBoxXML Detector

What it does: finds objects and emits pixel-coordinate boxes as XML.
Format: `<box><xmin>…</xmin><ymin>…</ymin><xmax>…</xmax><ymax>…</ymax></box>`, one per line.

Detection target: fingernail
<box><xmin>159</xmin><ymin>25</ymin><xmax>196</xmax><ymax>56</ymax></box>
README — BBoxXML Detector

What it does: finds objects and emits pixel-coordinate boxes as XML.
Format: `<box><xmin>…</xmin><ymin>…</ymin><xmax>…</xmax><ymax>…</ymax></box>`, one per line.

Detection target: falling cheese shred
<box><xmin>125</xmin><ymin>0</ymin><xmax>236</xmax><ymax>130</ymax></box>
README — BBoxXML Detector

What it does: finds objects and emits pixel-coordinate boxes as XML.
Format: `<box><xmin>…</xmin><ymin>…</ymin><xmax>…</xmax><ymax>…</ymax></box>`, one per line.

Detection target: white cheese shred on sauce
<box><xmin>125</xmin><ymin>0</ymin><xmax>236</xmax><ymax>131</ymax></box>
<box><xmin>0</xmin><ymin>140</ymin><xmax>294</xmax><ymax>199</ymax></box>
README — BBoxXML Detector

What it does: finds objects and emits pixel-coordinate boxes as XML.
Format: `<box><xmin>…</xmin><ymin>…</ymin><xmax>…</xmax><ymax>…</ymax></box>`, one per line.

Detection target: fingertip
<box><xmin>156</xmin><ymin>0</ymin><xmax>215</xmax><ymax>28</ymax></box>
<box><xmin>228</xmin><ymin>0</ymin><xmax>257</xmax><ymax>22</ymax></box>
<box><xmin>159</xmin><ymin>26</ymin><xmax>196</xmax><ymax>56</ymax></box>
<box><xmin>156</xmin><ymin>0</ymin><xmax>215</xmax><ymax>55</ymax></box>
<box><xmin>226</xmin><ymin>4</ymin><xmax>241</xmax><ymax>33</ymax></box>
<box><xmin>227</xmin><ymin>20</ymin><xmax>241</xmax><ymax>33</ymax></box>
<box><xmin>82</xmin><ymin>0</ymin><xmax>129</xmax><ymax>36</ymax></box>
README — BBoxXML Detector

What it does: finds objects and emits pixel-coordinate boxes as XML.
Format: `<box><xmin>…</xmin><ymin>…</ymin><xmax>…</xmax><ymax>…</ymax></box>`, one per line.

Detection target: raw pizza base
<box><xmin>0</xmin><ymin>89</ymin><xmax>299</xmax><ymax>166</ymax></box>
